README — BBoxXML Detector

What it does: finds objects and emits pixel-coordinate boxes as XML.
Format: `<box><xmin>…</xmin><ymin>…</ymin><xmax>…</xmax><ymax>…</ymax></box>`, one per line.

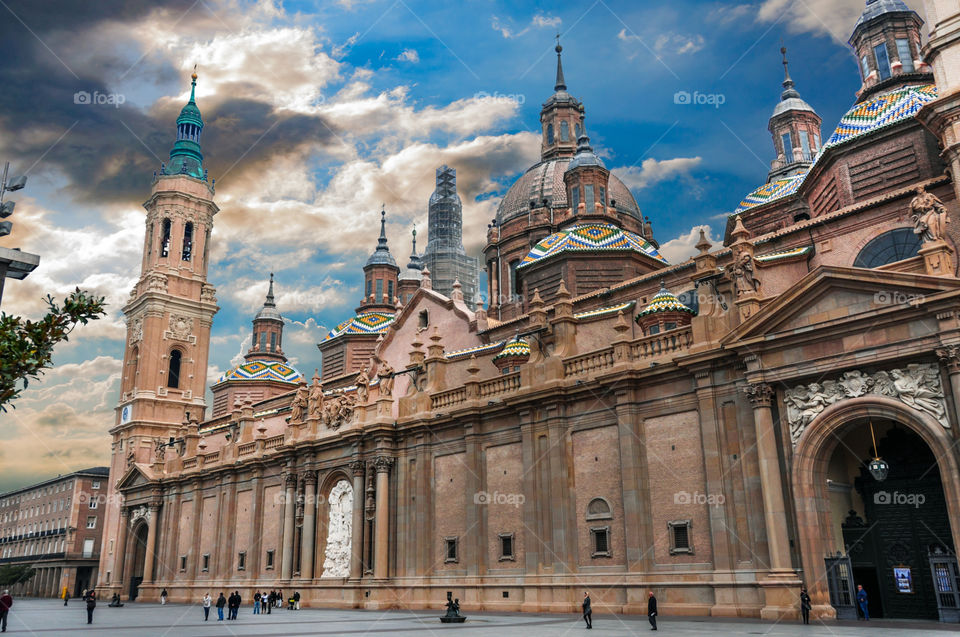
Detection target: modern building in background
<box><xmin>0</xmin><ymin>467</ymin><xmax>109</xmax><ymax>598</ymax></box>
<box><xmin>421</xmin><ymin>166</ymin><xmax>480</xmax><ymax>309</ymax></box>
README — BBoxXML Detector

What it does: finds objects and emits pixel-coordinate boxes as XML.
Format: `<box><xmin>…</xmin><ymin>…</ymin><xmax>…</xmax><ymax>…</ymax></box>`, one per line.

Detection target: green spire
<box><xmin>166</xmin><ymin>69</ymin><xmax>205</xmax><ymax>180</ymax></box>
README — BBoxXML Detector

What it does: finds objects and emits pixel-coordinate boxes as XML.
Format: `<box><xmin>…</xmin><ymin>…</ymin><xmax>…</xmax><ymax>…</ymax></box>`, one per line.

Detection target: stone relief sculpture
<box><xmin>728</xmin><ymin>250</ymin><xmax>760</xmax><ymax>296</ymax></box>
<box><xmin>355</xmin><ymin>368</ymin><xmax>369</xmax><ymax>404</ymax></box>
<box><xmin>377</xmin><ymin>361</ymin><xmax>395</xmax><ymax>397</ymax></box>
<box><xmin>289</xmin><ymin>385</ymin><xmax>308</xmax><ymax>423</ymax></box>
<box><xmin>321</xmin><ymin>394</ymin><xmax>356</xmax><ymax>429</ymax></box>
<box><xmin>783</xmin><ymin>364</ymin><xmax>948</xmax><ymax>445</ymax></box>
<box><xmin>321</xmin><ymin>479</ymin><xmax>353</xmax><ymax>578</ymax></box>
<box><xmin>308</xmin><ymin>378</ymin><xmax>324</xmax><ymax>420</ymax></box>
<box><xmin>911</xmin><ymin>185</ymin><xmax>950</xmax><ymax>243</ymax></box>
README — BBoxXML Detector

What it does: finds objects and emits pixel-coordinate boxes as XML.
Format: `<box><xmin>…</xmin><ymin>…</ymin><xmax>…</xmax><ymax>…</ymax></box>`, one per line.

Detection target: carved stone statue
<box><xmin>321</xmin><ymin>479</ymin><xmax>353</xmax><ymax>577</ymax></box>
<box><xmin>290</xmin><ymin>385</ymin><xmax>308</xmax><ymax>423</ymax></box>
<box><xmin>308</xmin><ymin>379</ymin><xmax>324</xmax><ymax>420</ymax></box>
<box><xmin>440</xmin><ymin>590</ymin><xmax>466</xmax><ymax>623</ymax></box>
<box><xmin>154</xmin><ymin>439</ymin><xmax>167</xmax><ymax>464</ymax></box>
<box><xmin>728</xmin><ymin>250</ymin><xmax>760</xmax><ymax>296</ymax></box>
<box><xmin>355</xmin><ymin>368</ymin><xmax>370</xmax><ymax>404</ymax></box>
<box><xmin>911</xmin><ymin>185</ymin><xmax>950</xmax><ymax>243</ymax></box>
<box><xmin>377</xmin><ymin>361</ymin><xmax>395</xmax><ymax>397</ymax></box>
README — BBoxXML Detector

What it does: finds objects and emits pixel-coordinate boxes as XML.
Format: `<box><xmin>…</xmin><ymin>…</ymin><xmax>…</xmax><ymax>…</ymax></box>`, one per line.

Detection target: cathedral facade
<box><xmin>98</xmin><ymin>1</ymin><xmax>960</xmax><ymax>622</ymax></box>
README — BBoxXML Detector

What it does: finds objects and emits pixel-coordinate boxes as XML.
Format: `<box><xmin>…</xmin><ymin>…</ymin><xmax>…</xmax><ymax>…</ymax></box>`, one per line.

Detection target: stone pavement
<box><xmin>0</xmin><ymin>599</ymin><xmax>956</xmax><ymax>636</ymax></box>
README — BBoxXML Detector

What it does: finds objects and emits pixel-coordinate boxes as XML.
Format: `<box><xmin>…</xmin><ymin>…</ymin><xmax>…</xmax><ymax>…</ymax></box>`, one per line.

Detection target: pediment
<box><xmin>723</xmin><ymin>265</ymin><xmax>960</xmax><ymax>345</ymax></box>
<box><xmin>116</xmin><ymin>463</ymin><xmax>157</xmax><ymax>492</ymax></box>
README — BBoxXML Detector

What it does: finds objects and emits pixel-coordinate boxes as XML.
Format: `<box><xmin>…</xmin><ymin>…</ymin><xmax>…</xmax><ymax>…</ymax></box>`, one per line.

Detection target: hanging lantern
<box><xmin>867</xmin><ymin>420</ymin><xmax>889</xmax><ymax>482</ymax></box>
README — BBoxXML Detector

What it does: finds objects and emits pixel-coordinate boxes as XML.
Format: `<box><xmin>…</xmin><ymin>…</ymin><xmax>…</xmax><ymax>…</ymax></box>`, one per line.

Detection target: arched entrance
<box><xmin>793</xmin><ymin>397</ymin><xmax>960</xmax><ymax>622</ymax></box>
<box><xmin>129</xmin><ymin>521</ymin><xmax>148</xmax><ymax>601</ymax></box>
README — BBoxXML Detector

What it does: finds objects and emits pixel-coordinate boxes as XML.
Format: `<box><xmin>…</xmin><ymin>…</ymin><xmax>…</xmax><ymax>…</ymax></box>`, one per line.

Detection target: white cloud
<box><xmin>654</xmin><ymin>32</ymin><xmax>706</xmax><ymax>56</ymax></box>
<box><xmin>395</xmin><ymin>48</ymin><xmax>420</xmax><ymax>64</ymax></box>
<box><xmin>613</xmin><ymin>156</ymin><xmax>703</xmax><ymax>191</ymax></box>
<box><xmin>757</xmin><ymin>0</ymin><xmax>926</xmax><ymax>45</ymax></box>
<box><xmin>658</xmin><ymin>224</ymin><xmax>717</xmax><ymax>264</ymax></box>
<box><xmin>532</xmin><ymin>13</ymin><xmax>562</xmax><ymax>29</ymax></box>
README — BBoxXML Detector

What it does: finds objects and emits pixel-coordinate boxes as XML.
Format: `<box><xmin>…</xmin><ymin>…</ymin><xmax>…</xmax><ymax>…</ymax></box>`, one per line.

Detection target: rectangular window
<box><xmin>499</xmin><ymin>533</ymin><xmax>515</xmax><ymax>561</ymax></box>
<box><xmin>202</xmin><ymin>553</ymin><xmax>210</xmax><ymax>572</ymax></box>
<box><xmin>375</xmin><ymin>279</ymin><xmax>383</xmax><ymax>300</ymax></box>
<box><xmin>860</xmin><ymin>54</ymin><xmax>870</xmax><ymax>79</ymax></box>
<box><xmin>85</xmin><ymin>516</ymin><xmax>96</xmax><ymax>529</ymax></box>
<box><xmin>82</xmin><ymin>538</ymin><xmax>94</xmax><ymax>558</ymax></box>
<box><xmin>781</xmin><ymin>132</ymin><xmax>793</xmax><ymax>160</ymax></box>
<box><xmin>799</xmin><ymin>131</ymin><xmax>811</xmax><ymax>161</ymax></box>
<box><xmin>874</xmin><ymin>42</ymin><xmax>891</xmax><ymax>80</ymax></box>
<box><xmin>896</xmin><ymin>38</ymin><xmax>914</xmax><ymax>72</ymax></box>
<box><xmin>584</xmin><ymin>184</ymin><xmax>594</xmax><ymax>211</ymax></box>
<box><xmin>88</xmin><ymin>498</ymin><xmax>98</xmax><ymax>509</ymax></box>
<box><xmin>238</xmin><ymin>551</ymin><xmax>246</xmax><ymax>571</ymax></box>
<box><xmin>365</xmin><ymin>278</ymin><xmax>372</xmax><ymax>298</ymax></box>
<box><xmin>444</xmin><ymin>537</ymin><xmax>459</xmax><ymax>563</ymax></box>
<box><xmin>266</xmin><ymin>549</ymin><xmax>275</xmax><ymax>569</ymax></box>
<box><xmin>591</xmin><ymin>526</ymin><xmax>611</xmax><ymax>557</ymax></box>
<box><xmin>598</xmin><ymin>186</ymin><xmax>605</xmax><ymax>210</ymax></box>
<box><xmin>387</xmin><ymin>280</ymin><xmax>394</xmax><ymax>301</ymax></box>
<box><xmin>270</xmin><ymin>332</ymin><xmax>276</xmax><ymax>352</ymax></box>
<box><xmin>668</xmin><ymin>520</ymin><xmax>693</xmax><ymax>555</ymax></box>
<box><xmin>260</xmin><ymin>332</ymin><xmax>267</xmax><ymax>351</ymax></box>
<box><xmin>571</xmin><ymin>186</ymin><xmax>579</xmax><ymax>212</ymax></box>
<box><xmin>179</xmin><ymin>555</ymin><xmax>187</xmax><ymax>572</ymax></box>
<box><xmin>508</xmin><ymin>261</ymin><xmax>520</xmax><ymax>298</ymax></box>
<box><xmin>91</xmin><ymin>481</ymin><xmax>100</xmax><ymax>490</ymax></box>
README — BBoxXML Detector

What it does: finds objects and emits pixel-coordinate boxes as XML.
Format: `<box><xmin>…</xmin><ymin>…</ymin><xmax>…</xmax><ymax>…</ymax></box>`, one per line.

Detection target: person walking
<box><xmin>233</xmin><ymin>591</ymin><xmax>242</xmax><ymax>619</ymax></box>
<box><xmin>216</xmin><ymin>592</ymin><xmax>226</xmax><ymax>621</ymax></box>
<box><xmin>277</xmin><ymin>589</ymin><xmax>283</xmax><ymax>609</ymax></box>
<box><xmin>253</xmin><ymin>591</ymin><xmax>261</xmax><ymax>614</ymax></box>
<box><xmin>582</xmin><ymin>591</ymin><xmax>592</xmax><ymax>629</ymax></box>
<box><xmin>856</xmin><ymin>585</ymin><xmax>869</xmax><ymax>621</ymax></box>
<box><xmin>83</xmin><ymin>589</ymin><xmax>96</xmax><ymax>625</ymax></box>
<box><xmin>800</xmin><ymin>587</ymin><xmax>811</xmax><ymax>625</ymax></box>
<box><xmin>267</xmin><ymin>590</ymin><xmax>274</xmax><ymax>614</ymax></box>
<box><xmin>293</xmin><ymin>590</ymin><xmax>300</xmax><ymax>610</ymax></box>
<box><xmin>0</xmin><ymin>590</ymin><xmax>12</xmax><ymax>633</ymax></box>
<box><xmin>648</xmin><ymin>591</ymin><xmax>658</xmax><ymax>631</ymax></box>
<box><xmin>202</xmin><ymin>593</ymin><xmax>211</xmax><ymax>621</ymax></box>
<box><xmin>160</xmin><ymin>588</ymin><xmax>168</xmax><ymax>605</ymax></box>
<box><xmin>62</xmin><ymin>586</ymin><xmax>69</xmax><ymax>607</ymax></box>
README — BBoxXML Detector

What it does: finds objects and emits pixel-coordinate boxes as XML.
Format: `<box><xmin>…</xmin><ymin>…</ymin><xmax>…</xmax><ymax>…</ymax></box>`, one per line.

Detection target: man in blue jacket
<box><xmin>856</xmin><ymin>585</ymin><xmax>869</xmax><ymax>621</ymax></box>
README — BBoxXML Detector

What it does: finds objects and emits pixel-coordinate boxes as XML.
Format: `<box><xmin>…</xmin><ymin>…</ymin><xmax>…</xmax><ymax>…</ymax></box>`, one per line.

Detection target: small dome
<box><xmin>325</xmin><ymin>311</ymin><xmax>395</xmax><ymax>341</ymax></box>
<box><xmin>636</xmin><ymin>284</ymin><xmax>695</xmax><ymax>318</ymax></box>
<box><xmin>518</xmin><ymin>223</ymin><xmax>667</xmax><ymax>270</ymax></box>
<box><xmin>566</xmin><ymin>134</ymin><xmax>605</xmax><ymax>171</ymax></box>
<box><xmin>493</xmin><ymin>335</ymin><xmax>531</xmax><ymax>362</ymax></box>
<box><xmin>219</xmin><ymin>360</ymin><xmax>302</xmax><ymax>384</ymax></box>
<box><xmin>771</xmin><ymin>96</ymin><xmax>816</xmax><ymax>117</ymax></box>
<box><xmin>853</xmin><ymin>0</ymin><xmax>914</xmax><ymax>32</ymax></box>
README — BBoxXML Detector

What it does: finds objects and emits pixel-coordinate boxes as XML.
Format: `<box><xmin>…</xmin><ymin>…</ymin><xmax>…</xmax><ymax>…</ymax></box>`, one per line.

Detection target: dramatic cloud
<box><xmin>613</xmin><ymin>156</ymin><xmax>703</xmax><ymax>191</ymax></box>
<box><xmin>657</xmin><ymin>224</ymin><xmax>718</xmax><ymax>264</ymax></box>
<box><xmin>757</xmin><ymin>0</ymin><xmax>926</xmax><ymax>45</ymax></box>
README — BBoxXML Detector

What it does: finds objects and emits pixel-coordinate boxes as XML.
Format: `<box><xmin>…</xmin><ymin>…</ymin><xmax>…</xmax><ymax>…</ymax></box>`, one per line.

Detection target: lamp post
<box><xmin>0</xmin><ymin>161</ymin><xmax>40</xmax><ymax>306</ymax></box>
<box><xmin>867</xmin><ymin>420</ymin><xmax>890</xmax><ymax>481</ymax></box>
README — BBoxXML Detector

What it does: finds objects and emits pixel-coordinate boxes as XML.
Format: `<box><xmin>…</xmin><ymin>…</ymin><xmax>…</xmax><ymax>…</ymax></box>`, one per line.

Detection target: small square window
<box><xmin>202</xmin><ymin>553</ymin><xmax>210</xmax><ymax>572</ymax></box>
<box><xmin>499</xmin><ymin>533</ymin><xmax>515</xmax><ymax>561</ymax></box>
<box><xmin>88</xmin><ymin>498</ymin><xmax>98</xmax><ymax>509</ymax></box>
<box><xmin>238</xmin><ymin>551</ymin><xmax>246</xmax><ymax>571</ymax></box>
<box><xmin>179</xmin><ymin>555</ymin><xmax>187</xmax><ymax>572</ymax></box>
<box><xmin>266</xmin><ymin>549</ymin><xmax>275</xmax><ymax>569</ymax></box>
<box><xmin>668</xmin><ymin>520</ymin><xmax>693</xmax><ymax>555</ymax></box>
<box><xmin>444</xmin><ymin>537</ymin><xmax>459</xmax><ymax>563</ymax></box>
<box><xmin>85</xmin><ymin>516</ymin><xmax>96</xmax><ymax>529</ymax></box>
<box><xmin>591</xmin><ymin>526</ymin><xmax>611</xmax><ymax>557</ymax></box>
<box><xmin>91</xmin><ymin>481</ymin><xmax>101</xmax><ymax>490</ymax></box>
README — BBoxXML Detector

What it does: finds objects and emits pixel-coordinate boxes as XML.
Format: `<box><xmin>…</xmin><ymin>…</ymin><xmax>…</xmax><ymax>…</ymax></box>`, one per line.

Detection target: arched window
<box><xmin>575</xmin><ymin>122</ymin><xmax>582</xmax><ymax>138</ymax></box>
<box><xmin>167</xmin><ymin>349</ymin><xmax>182</xmax><ymax>389</ymax></box>
<box><xmin>547</xmin><ymin>123</ymin><xmax>554</xmax><ymax>145</ymax></box>
<box><xmin>182</xmin><ymin>222</ymin><xmax>193</xmax><ymax>261</ymax></box>
<box><xmin>560</xmin><ymin>121</ymin><xmax>569</xmax><ymax>141</ymax></box>
<box><xmin>586</xmin><ymin>497</ymin><xmax>612</xmax><ymax>520</ymax></box>
<box><xmin>160</xmin><ymin>218</ymin><xmax>171</xmax><ymax>257</ymax></box>
<box><xmin>853</xmin><ymin>228</ymin><xmax>922</xmax><ymax>268</ymax></box>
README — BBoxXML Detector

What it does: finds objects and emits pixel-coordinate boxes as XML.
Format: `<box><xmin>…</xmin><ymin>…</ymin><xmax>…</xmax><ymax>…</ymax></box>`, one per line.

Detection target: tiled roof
<box><xmin>636</xmin><ymin>285</ymin><xmax>695</xmax><ymax>318</ymax></box>
<box><xmin>755</xmin><ymin>245</ymin><xmax>813</xmax><ymax>262</ymax></box>
<box><xmin>573</xmin><ymin>300</ymin><xmax>636</xmax><ymax>320</ymax></box>
<box><xmin>493</xmin><ymin>336</ymin><xmax>531</xmax><ymax>361</ymax></box>
<box><xmin>445</xmin><ymin>341</ymin><xmax>506</xmax><ymax>360</ymax></box>
<box><xmin>219</xmin><ymin>360</ymin><xmax>303</xmax><ymax>384</ymax></box>
<box><xmin>518</xmin><ymin>223</ymin><xmax>667</xmax><ymax>269</ymax></box>
<box><xmin>324</xmin><ymin>311</ymin><xmax>395</xmax><ymax>341</ymax></box>
<box><xmin>733</xmin><ymin>84</ymin><xmax>937</xmax><ymax>216</ymax></box>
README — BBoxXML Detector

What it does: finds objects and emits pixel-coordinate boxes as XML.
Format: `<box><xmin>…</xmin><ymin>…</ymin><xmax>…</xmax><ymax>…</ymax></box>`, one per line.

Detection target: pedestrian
<box><xmin>582</xmin><ymin>591</ymin><xmax>592</xmax><ymax>629</ymax></box>
<box><xmin>62</xmin><ymin>585</ymin><xmax>69</xmax><ymax>607</ymax></box>
<box><xmin>84</xmin><ymin>589</ymin><xmax>96</xmax><ymax>625</ymax></box>
<box><xmin>648</xmin><ymin>591</ymin><xmax>658</xmax><ymax>631</ymax></box>
<box><xmin>160</xmin><ymin>588</ymin><xmax>168</xmax><ymax>605</ymax></box>
<box><xmin>0</xmin><ymin>589</ymin><xmax>12</xmax><ymax>633</ymax></box>
<box><xmin>233</xmin><ymin>591</ymin><xmax>242</xmax><ymax>619</ymax></box>
<box><xmin>267</xmin><ymin>590</ymin><xmax>274</xmax><ymax>614</ymax></box>
<box><xmin>293</xmin><ymin>590</ymin><xmax>300</xmax><ymax>610</ymax></box>
<box><xmin>202</xmin><ymin>593</ymin><xmax>211</xmax><ymax>621</ymax></box>
<box><xmin>800</xmin><ymin>587</ymin><xmax>811</xmax><ymax>625</ymax></box>
<box><xmin>216</xmin><ymin>592</ymin><xmax>226</xmax><ymax>621</ymax></box>
<box><xmin>856</xmin><ymin>585</ymin><xmax>869</xmax><ymax>621</ymax></box>
<box><xmin>228</xmin><ymin>592</ymin><xmax>235</xmax><ymax>620</ymax></box>
<box><xmin>254</xmin><ymin>591</ymin><xmax>261</xmax><ymax>614</ymax></box>
<box><xmin>277</xmin><ymin>589</ymin><xmax>283</xmax><ymax>609</ymax></box>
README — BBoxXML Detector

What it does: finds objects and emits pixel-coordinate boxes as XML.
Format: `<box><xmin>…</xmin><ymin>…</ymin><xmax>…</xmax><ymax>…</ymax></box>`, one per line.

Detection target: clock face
<box><xmin>121</xmin><ymin>405</ymin><xmax>131</xmax><ymax>424</ymax></box>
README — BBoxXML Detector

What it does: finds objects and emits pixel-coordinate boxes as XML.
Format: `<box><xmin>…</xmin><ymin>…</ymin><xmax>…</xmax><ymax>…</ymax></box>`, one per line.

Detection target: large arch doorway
<box><xmin>129</xmin><ymin>522</ymin><xmax>148</xmax><ymax>601</ymax></box>
<box><xmin>793</xmin><ymin>398</ymin><xmax>960</xmax><ymax>622</ymax></box>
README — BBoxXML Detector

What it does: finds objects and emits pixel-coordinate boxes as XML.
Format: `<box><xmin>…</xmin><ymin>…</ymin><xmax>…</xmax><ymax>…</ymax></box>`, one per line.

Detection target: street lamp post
<box><xmin>0</xmin><ymin>161</ymin><xmax>40</xmax><ymax>306</ymax></box>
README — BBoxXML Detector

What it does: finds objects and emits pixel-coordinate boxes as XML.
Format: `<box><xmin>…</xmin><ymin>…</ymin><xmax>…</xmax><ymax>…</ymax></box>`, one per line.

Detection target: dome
<box><xmin>518</xmin><ymin>223</ymin><xmax>667</xmax><ymax>270</ymax></box>
<box><xmin>771</xmin><ymin>96</ymin><xmax>816</xmax><ymax>117</ymax></box>
<box><xmin>496</xmin><ymin>159</ymin><xmax>641</xmax><ymax>225</ymax></box>
<box><xmin>324</xmin><ymin>311</ymin><xmax>395</xmax><ymax>341</ymax></box>
<box><xmin>853</xmin><ymin>0</ymin><xmax>914</xmax><ymax>32</ymax></box>
<box><xmin>493</xmin><ymin>335</ymin><xmax>531</xmax><ymax>362</ymax></box>
<box><xmin>566</xmin><ymin>134</ymin><xmax>605</xmax><ymax>171</ymax></box>
<box><xmin>219</xmin><ymin>360</ymin><xmax>302</xmax><ymax>384</ymax></box>
<box><xmin>636</xmin><ymin>284</ymin><xmax>695</xmax><ymax>318</ymax></box>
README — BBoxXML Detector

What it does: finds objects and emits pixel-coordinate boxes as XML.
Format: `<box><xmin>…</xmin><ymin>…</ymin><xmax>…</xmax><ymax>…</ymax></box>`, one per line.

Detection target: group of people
<box><xmin>199</xmin><ymin>589</ymin><xmax>299</xmax><ymax>621</ymax></box>
<box><xmin>581</xmin><ymin>591</ymin><xmax>657</xmax><ymax>630</ymax></box>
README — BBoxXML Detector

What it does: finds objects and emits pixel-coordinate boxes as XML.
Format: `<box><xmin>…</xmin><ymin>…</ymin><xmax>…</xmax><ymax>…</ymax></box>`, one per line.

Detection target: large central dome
<box><xmin>496</xmin><ymin>158</ymin><xmax>641</xmax><ymax>225</ymax></box>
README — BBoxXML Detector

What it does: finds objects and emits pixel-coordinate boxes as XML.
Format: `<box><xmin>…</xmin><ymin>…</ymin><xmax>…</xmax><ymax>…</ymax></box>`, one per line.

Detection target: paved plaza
<box><xmin>0</xmin><ymin>600</ymin><xmax>956</xmax><ymax>636</ymax></box>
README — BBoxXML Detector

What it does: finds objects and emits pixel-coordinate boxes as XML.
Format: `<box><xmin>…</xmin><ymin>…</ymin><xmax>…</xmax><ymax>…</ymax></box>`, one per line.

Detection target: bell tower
<box><xmin>99</xmin><ymin>70</ymin><xmax>219</xmax><ymax>595</ymax></box>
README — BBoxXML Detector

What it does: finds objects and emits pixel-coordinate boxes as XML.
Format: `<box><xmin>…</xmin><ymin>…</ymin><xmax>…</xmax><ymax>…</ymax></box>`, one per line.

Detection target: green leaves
<box><xmin>0</xmin><ymin>288</ymin><xmax>106</xmax><ymax>412</ymax></box>
<box><xmin>0</xmin><ymin>564</ymin><xmax>36</xmax><ymax>586</ymax></box>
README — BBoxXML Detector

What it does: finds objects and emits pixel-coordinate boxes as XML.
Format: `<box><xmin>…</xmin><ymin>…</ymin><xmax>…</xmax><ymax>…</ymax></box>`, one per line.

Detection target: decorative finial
<box><xmin>781</xmin><ymin>45</ymin><xmax>792</xmax><ymax>84</ymax></box>
<box><xmin>264</xmin><ymin>273</ymin><xmax>276</xmax><ymax>307</ymax></box>
<box><xmin>192</xmin><ymin>63</ymin><xmax>198</xmax><ymax>81</ymax></box>
<box><xmin>659</xmin><ymin>278</ymin><xmax>666</xmax><ymax>290</ymax></box>
<box><xmin>554</xmin><ymin>34</ymin><xmax>566</xmax><ymax>92</ymax></box>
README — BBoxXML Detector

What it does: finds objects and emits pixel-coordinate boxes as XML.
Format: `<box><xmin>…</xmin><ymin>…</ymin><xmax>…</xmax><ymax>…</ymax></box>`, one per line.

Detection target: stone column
<box><xmin>112</xmin><ymin>508</ymin><xmax>130</xmax><ymax>594</ymax></box>
<box><xmin>300</xmin><ymin>471</ymin><xmax>317</xmax><ymax>580</ymax></box>
<box><xmin>142</xmin><ymin>502</ymin><xmax>160</xmax><ymax>582</ymax></box>
<box><xmin>248</xmin><ymin>468</ymin><xmax>263</xmax><ymax>577</ymax></box>
<box><xmin>936</xmin><ymin>344</ymin><xmax>960</xmax><ymax>432</ymax></box>
<box><xmin>280</xmin><ymin>472</ymin><xmax>297</xmax><ymax>580</ymax></box>
<box><xmin>349</xmin><ymin>460</ymin><xmax>365</xmax><ymax>580</ymax></box>
<box><xmin>743</xmin><ymin>383</ymin><xmax>794</xmax><ymax>573</ymax></box>
<box><xmin>372</xmin><ymin>456</ymin><xmax>394</xmax><ymax>580</ymax></box>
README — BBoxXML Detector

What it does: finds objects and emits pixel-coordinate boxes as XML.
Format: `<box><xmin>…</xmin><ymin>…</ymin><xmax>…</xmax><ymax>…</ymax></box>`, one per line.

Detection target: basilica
<box><xmin>98</xmin><ymin>0</ymin><xmax>960</xmax><ymax>622</ymax></box>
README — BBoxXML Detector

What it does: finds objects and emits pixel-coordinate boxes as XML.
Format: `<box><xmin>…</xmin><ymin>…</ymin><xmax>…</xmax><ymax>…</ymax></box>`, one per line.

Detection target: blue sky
<box><xmin>0</xmin><ymin>0</ymin><xmax>923</xmax><ymax>489</ymax></box>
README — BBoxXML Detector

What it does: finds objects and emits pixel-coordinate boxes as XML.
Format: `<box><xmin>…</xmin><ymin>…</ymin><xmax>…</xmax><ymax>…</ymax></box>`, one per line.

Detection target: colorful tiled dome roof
<box><xmin>324</xmin><ymin>311</ymin><xmax>395</xmax><ymax>341</ymax></box>
<box><xmin>519</xmin><ymin>223</ymin><xmax>667</xmax><ymax>269</ymax></box>
<box><xmin>219</xmin><ymin>360</ymin><xmax>302</xmax><ymax>384</ymax></box>
<box><xmin>734</xmin><ymin>173</ymin><xmax>807</xmax><ymax>214</ymax></box>
<box><xmin>493</xmin><ymin>335</ymin><xmax>530</xmax><ymax>362</ymax></box>
<box><xmin>636</xmin><ymin>283</ymin><xmax>694</xmax><ymax>318</ymax></box>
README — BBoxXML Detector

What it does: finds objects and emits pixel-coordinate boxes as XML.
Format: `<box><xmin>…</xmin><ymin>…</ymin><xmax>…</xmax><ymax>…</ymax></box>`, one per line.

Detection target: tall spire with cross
<box><xmin>554</xmin><ymin>34</ymin><xmax>566</xmax><ymax>92</ymax></box>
